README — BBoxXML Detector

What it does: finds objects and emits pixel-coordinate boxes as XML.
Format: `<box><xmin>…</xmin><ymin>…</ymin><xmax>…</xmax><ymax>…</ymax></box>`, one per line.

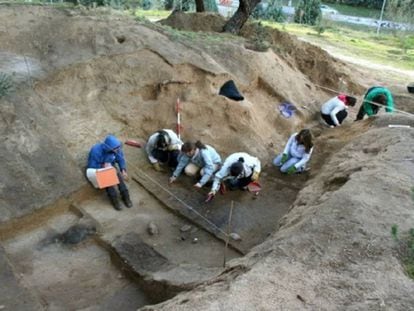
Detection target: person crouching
<box><xmin>321</xmin><ymin>94</ymin><xmax>356</xmax><ymax>127</ymax></box>
<box><xmin>273</xmin><ymin>129</ymin><xmax>313</xmax><ymax>174</ymax></box>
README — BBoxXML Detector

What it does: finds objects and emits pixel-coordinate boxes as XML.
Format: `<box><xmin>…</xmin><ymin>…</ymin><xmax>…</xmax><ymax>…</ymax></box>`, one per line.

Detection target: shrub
<box><xmin>0</xmin><ymin>73</ymin><xmax>13</xmax><ymax>98</ymax></box>
<box><xmin>391</xmin><ymin>224</ymin><xmax>414</xmax><ymax>279</ymax></box>
<box><xmin>294</xmin><ymin>0</ymin><xmax>322</xmax><ymax>25</ymax></box>
<box><xmin>252</xmin><ymin>0</ymin><xmax>285</xmax><ymax>22</ymax></box>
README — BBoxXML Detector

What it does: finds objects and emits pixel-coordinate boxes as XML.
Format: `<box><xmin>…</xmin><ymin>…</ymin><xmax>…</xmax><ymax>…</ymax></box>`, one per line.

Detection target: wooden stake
<box><xmin>223</xmin><ymin>200</ymin><xmax>234</xmax><ymax>268</ymax></box>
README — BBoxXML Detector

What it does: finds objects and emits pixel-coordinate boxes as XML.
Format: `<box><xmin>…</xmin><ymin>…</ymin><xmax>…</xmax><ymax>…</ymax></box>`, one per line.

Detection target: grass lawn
<box><xmin>133</xmin><ymin>9</ymin><xmax>413</xmax><ymax>71</ymax></box>
<box><xmin>265</xmin><ymin>21</ymin><xmax>414</xmax><ymax>71</ymax></box>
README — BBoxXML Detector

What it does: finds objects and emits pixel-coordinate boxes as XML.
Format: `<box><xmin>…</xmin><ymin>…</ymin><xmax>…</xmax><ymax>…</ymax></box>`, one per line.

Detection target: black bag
<box><xmin>219</xmin><ymin>80</ymin><xmax>244</xmax><ymax>101</ymax></box>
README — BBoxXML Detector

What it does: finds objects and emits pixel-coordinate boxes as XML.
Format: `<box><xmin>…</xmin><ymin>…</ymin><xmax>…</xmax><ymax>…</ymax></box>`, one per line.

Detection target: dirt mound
<box><xmin>159</xmin><ymin>11</ymin><xmax>226</xmax><ymax>32</ymax></box>
<box><xmin>161</xmin><ymin>12</ymin><xmax>364</xmax><ymax>95</ymax></box>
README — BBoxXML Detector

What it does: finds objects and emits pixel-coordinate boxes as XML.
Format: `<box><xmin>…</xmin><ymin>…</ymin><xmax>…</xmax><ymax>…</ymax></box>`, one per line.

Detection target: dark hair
<box><xmin>181</xmin><ymin>140</ymin><xmax>207</xmax><ymax>153</ymax></box>
<box><xmin>230</xmin><ymin>157</ymin><xmax>244</xmax><ymax>176</ymax></box>
<box><xmin>373</xmin><ymin>94</ymin><xmax>387</xmax><ymax>105</ymax></box>
<box><xmin>156</xmin><ymin>130</ymin><xmax>169</xmax><ymax>149</ymax></box>
<box><xmin>296</xmin><ymin>129</ymin><xmax>313</xmax><ymax>153</ymax></box>
<box><xmin>346</xmin><ymin>96</ymin><xmax>356</xmax><ymax>107</ymax></box>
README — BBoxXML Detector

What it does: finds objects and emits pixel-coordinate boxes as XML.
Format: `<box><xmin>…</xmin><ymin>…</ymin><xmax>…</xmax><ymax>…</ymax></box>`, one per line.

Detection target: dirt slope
<box><xmin>143</xmin><ymin>116</ymin><xmax>414</xmax><ymax>311</ymax></box>
<box><xmin>0</xmin><ymin>5</ymin><xmax>363</xmax><ymax>221</ymax></box>
<box><xmin>1</xmin><ymin>5</ymin><xmax>414</xmax><ymax>310</ymax></box>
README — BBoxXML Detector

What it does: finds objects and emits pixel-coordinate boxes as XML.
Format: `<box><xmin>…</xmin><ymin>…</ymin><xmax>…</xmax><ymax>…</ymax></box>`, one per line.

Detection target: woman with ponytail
<box><xmin>273</xmin><ymin>129</ymin><xmax>313</xmax><ymax>175</ymax></box>
<box><xmin>169</xmin><ymin>140</ymin><xmax>222</xmax><ymax>188</ymax></box>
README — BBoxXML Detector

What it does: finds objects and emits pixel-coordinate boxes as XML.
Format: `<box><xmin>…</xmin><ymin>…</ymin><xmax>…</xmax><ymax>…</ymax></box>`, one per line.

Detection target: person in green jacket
<box><xmin>355</xmin><ymin>86</ymin><xmax>394</xmax><ymax>121</ymax></box>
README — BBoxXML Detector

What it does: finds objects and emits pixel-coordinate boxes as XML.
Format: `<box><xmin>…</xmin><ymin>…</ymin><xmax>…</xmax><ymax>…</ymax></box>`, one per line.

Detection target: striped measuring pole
<box><xmin>176</xmin><ymin>97</ymin><xmax>182</xmax><ymax>139</ymax></box>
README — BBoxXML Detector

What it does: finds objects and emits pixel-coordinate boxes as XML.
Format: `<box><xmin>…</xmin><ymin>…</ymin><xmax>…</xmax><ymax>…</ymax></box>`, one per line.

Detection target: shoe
<box><xmin>121</xmin><ymin>192</ymin><xmax>133</xmax><ymax>208</ymax></box>
<box><xmin>109</xmin><ymin>196</ymin><xmax>122</xmax><ymax>211</ymax></box>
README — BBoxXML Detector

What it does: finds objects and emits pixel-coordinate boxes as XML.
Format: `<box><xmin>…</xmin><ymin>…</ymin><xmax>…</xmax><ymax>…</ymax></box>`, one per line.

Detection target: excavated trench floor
<box><xmin>0</xmin><ymin>144</ymin><xmax>306</xmax><ymax>309</ymax></box>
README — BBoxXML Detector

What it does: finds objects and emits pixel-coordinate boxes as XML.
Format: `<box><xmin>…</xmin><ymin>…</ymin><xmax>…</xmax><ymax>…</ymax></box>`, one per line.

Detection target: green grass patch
<box><xmin>327</xmin><ymin>3</ymin><xmax>381</xmax><ymax>18</ymax></box>
<box><xmin>134</xmin><ymin>9</ymin><xmax>171</xmax><ymax>19</ymax></box>
<box><xmin>265</xmin><ymin>21</ymin><xmax>414</xmax><ymax>70</ymax></box>
<box><xmin>391</xmin><ymin>225</ymin><xmax>414</xmax><ymax>280</ymax></box>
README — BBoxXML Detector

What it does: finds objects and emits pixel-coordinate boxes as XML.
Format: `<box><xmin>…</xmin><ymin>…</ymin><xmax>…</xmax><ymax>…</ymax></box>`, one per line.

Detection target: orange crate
<box><xmin>96</xmin><ymin>167</ymin><xmax>120</xmax><ymax>189</ymax></box>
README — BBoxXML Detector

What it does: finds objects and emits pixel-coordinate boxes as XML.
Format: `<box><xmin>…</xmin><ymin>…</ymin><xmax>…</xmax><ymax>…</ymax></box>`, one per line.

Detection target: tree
<box><xmin>195</xmin><ymin>0</ymin><xmax>205</xmax><ymax>12</ymax></box>
<box><xmin>387</xmin><ymin>0</ymin><xmax>414</xmax><ymax>23</ymax></box>
<box><xmin>223</xmin><ymin>0</ymin><xmax>262</xmax><ymax>34</ymax></box>
<box><xmin>294</xmin><ymin>0</ymin><xmax>322</xmax><ymax>25</ymax></box>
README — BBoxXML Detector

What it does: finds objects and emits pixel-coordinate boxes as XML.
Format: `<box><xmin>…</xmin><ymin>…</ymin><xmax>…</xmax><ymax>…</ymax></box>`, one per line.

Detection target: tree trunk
<box><xmin>223</xmin><ymin>0</ymin><xmax>261</xmax><ymax>34</ymax></box>
<box><xmin>195</xmin><ymin>0</ymin><xmax>205</xmax><ymax>12</ymax></box>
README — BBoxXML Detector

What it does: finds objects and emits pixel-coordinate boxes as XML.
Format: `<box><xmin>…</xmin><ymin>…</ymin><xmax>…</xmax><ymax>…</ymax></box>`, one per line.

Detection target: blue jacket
<box><xmin>173</xmin><ymin>145</ymin><xmax>222</xmax><ymax>186</ymax></box>
<box><xmin>87</xmin><ymin>135</ymin><xmax>126</xmax><ymax>170</ymax></box>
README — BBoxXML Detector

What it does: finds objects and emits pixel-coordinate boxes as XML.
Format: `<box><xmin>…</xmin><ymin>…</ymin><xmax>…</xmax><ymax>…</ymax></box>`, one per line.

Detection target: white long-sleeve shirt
<box><xmin>211</xmin><ymin>152</ymin><xmax>261</xmax><ymax>193</ymax></box>
<box><xmin>145</xmin><ymin>129</ymin><xmax>183</xmax><ymax>164</ymax></box>
<box><xmin>321</xmin><ymin>96</ymin><xmax>347</xmax><ymax>126</ymax></box>
<box><xmin>283</xmin><ymin>133</ymin><xmax>313</xmax><ymax>169</ymax></box>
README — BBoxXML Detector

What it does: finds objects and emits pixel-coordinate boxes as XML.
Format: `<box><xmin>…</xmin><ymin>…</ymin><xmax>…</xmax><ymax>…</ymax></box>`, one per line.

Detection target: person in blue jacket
<box><xmin>273</xmin><ymin>129</ymin><xmax>313</xmax><ymax>174</ymax></box>
<box><xmin>86</xmin><ymin>135</ymin><xmax>132</xmax><ymax>210</ymax></box>
<box><xmin>169</xmin><ymin>141</ymin><xmax>222</xmax><ymax>189</ymax></box>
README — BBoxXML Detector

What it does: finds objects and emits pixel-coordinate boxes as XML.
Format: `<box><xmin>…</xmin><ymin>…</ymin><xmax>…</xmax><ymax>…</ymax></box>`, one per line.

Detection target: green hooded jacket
<box><xmin>363</xmin><ymin>87</ymin><xmax>394</xmax><ymax>116</ymax></box>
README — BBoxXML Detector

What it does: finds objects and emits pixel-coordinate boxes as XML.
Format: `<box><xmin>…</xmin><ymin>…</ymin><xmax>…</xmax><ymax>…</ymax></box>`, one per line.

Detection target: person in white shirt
<box><xmin>321</xmin><ymin>94</ymin><xmax>356</xmax><ymax>127</ymax></box>
<box><xmin>273</xmin><ymin>129</ymin><xmax>313</xmax><ymax>174</ymax></box>
<box><xmin>206</xmin><ymin>152</ymin><xmax>261</xmax><ymax>201</ymax></box>
<box><xmin>145</xmin><ymin>129</ymin><xmax>183</xmax><ymax>171</ymax></box>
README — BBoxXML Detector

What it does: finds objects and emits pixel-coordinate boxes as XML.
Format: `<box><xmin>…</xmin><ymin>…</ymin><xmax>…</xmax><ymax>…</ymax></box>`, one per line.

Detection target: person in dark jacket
<box><xmin>86</xmin><ymin>135</ymin><xmax>132</xmax><ymax>210</ymax></box>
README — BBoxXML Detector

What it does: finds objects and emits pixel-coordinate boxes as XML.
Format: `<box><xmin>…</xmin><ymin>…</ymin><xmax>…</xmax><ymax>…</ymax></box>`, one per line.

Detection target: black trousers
<box><xmin>227</xmin><ymin>174</ymin><xmax>253</xmax><ymax>190</ymax></box>
<box><xmin>151</xmin><ymin>149</ymin><xmax>179</xmax><ymax>168</ymax></box>
<box><xmin>355</xmin><ymin>86</ymin><xmax>381</xmax><ymax>121</ymax></box>
<box><xmin>321</xmin><ymin>110</ymin><xmax>347</xmax><ymax>126</ymax></box>
<box><xmin>355</xmin><ymin>103</ymin><xmax>380</xmax><ymax>121</ymax></box>
<box><xmin>106</xmin><ymin>172</ymin><xmax>128</xmax><ymax>198</ymax></box>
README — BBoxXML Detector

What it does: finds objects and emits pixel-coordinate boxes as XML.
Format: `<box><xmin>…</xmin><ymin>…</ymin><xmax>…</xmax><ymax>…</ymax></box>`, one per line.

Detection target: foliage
<box><xmin>204</xmin><ymin>0</ymin><xmax>218</xmax><ymax>12</ymax></box>
<box><xmin>391</xmin><ymin>224</ymin><xmax>414</xmax><ymax>279</ymax></box>
<box><xmin>262</xmin><ymin>19</ymin><xmax>414</xmax><ymax>70</ymax></box>
<box><xmin>387</xmin><ymin>0</ymin><xmax>414</xmax><ymax>24</ymax></box>
<box><xmin>252</xmin><ymin>0</ymin><xmax>285</xmax><ymax>22</ymax></box>
<box><xmin>0</xmin><ymin>73</ymin><xmax>13</xmax><ymax>98</ymax></box>
<box><xmin>294</xmin><ymin>0</ymin><xmax>322</xmax><ymax>25</ymax></box>
<box><xmin>322</xmin><ymin>0</ymin><xmax>384</xmax><ymax>9</ymax></box>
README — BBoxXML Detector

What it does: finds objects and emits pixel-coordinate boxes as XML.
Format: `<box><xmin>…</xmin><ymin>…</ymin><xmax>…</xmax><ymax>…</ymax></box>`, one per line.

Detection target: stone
<box><xmin>180</xmin><ymin>224</ymin><xmax>192</xmax><ymax>232</ymax></box>
<box><xmin>147</xmin><ymin>222</ymin><xmax>159</xmax><ymax>236</ymax></box>
<box><xmin>229</xmin><ymin>233</ymin><xmax>241</xmax><ymax>241</ymax></box>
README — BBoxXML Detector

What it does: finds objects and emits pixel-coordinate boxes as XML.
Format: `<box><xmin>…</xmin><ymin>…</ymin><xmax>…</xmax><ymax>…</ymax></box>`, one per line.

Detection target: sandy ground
<box><xmin>1</xmin><ymin>5</ymin><xmax>414</xmax><ymax>310</ymax></box>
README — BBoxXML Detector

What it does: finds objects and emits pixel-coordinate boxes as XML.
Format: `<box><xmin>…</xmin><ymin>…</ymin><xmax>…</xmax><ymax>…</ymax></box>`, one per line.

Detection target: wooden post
<box><xmin>223</xmin><ymin>200</ymin><xmax>234</xmax><ymax>267</ymax></box>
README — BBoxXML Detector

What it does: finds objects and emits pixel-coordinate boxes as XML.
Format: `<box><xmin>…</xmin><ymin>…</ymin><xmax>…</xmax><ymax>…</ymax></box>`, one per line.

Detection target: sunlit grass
<box><xmin>264</xmin><ymin>21</ymin><xmax>414</xmax><ymax>70</ymax></box>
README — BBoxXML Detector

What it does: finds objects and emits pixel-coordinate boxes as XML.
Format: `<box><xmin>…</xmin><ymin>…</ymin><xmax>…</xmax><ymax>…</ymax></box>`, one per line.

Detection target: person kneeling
<box><xmin>206</xmin><ymin>152</ymin><xmax>261</xmax><ymax>202</ymax></box>
<box><xmin>273</xmin><ymin>129</ymin><xmax>313</xmax><ymax>174</ymax></box>
<box><xmin>145</xmin><ymin>129</ymin><xmax>183</xmax><ymax>171</ymax></box>
<box><xmin>169</xmin><ymin>140</ymin><xmax>222</xmax><ymax>188</ymax></box>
